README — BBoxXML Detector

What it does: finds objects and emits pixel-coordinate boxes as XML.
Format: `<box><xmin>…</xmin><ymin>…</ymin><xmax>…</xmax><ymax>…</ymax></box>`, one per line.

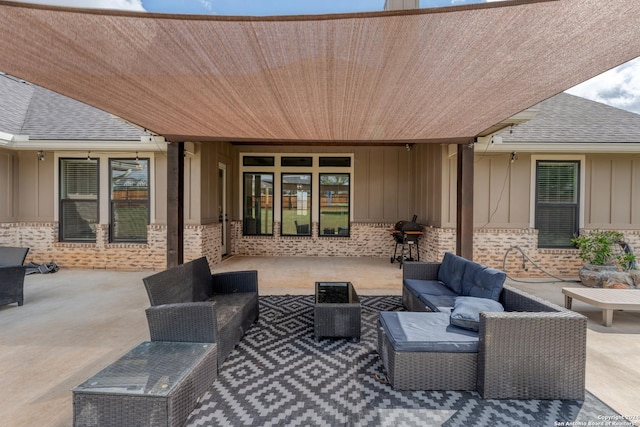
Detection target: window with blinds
<box><xmin>535</xmin><ymin>160</ymin><xmax>579</xmax><ymax>248</ymax></box>
<box><xmin>59</xmin><ymin>159</ymin><xmax>99</xmax><ymax>242</ymax></box>
<box><xmin>110</xmin><ymin>159</ymin><xmax>149</xmax><ymax>243</ymax></box>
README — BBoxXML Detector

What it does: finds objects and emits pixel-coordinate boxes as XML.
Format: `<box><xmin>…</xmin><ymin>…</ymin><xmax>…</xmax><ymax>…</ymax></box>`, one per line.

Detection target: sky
<box><xmin>8</xmin><ymin>0</ymin><xmax>640</xmax><ymax>114</ymax></box>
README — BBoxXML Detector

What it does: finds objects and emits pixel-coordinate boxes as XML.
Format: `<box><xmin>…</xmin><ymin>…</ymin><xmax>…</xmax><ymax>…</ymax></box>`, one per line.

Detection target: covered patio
<box><xmin>2</xmin><ymin>0</ymin><xmax>640</xmax><ymax>266</ymax></box>
<box><xmin>2</xmin><ymin>1</ymin><xmax>640</xmax><ymax>425</ymax></box>
<box><xmin>2</xmin><ymin>257</ymin><xmax>640</xmax><ymax>426</ymax></box>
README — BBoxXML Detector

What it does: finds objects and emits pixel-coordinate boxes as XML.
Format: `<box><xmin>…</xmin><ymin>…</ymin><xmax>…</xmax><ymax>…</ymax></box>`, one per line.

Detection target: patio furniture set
<box><xmin>72</xmin><ymin>257</ymin><xmax>259</xmax><ymax>426</ymax></box>
<box><xmin>72</xmin><ymin>253</ymin><xmax>589</xmax><ymax>426</ymax></box>
<box><xmin>0</xmin><ymin>246</ymin><xmax>29</xmax><ymax>307</ymax></box>
<box><xmin>380</xmin><ymin>253</ymin><xmax>587</xmax><ymax>399</ymax></box>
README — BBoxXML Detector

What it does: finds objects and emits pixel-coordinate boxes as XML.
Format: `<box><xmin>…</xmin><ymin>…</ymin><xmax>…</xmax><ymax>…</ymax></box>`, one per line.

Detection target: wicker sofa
<box><xmin>143</xmin><ymin>257</ymin><xmax>258</xmax><ymax>370</ymax></box>
<box><xmin>0</xmin><ymin>246</ymin><xmax>29</xmax><ymax>307</ymax></box>
<box><xmin>378</xmin><ymin>254</ymin><xmax>587</xmax><ymax>400</ymax></box>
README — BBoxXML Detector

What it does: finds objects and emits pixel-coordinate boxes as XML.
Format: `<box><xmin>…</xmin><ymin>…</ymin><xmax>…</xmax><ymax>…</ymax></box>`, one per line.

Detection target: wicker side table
<box><xmin>314</xmin><ymin>282</ymin><xmax>361</xmax><ymax>342</ymax></box>
<box><xmin>72</xmin><ymin>341</ymin><xmax>217</xmax><ymax>427</ymax></box>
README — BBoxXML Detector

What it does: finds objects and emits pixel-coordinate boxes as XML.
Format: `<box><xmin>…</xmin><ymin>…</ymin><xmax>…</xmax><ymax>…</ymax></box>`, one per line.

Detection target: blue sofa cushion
<box><xmin>379</xmin><ymin>311</ymin><xmax>479</xmax><ymax>353</ymax></box>
<box><xmin>403</xmin><ymin>279</ymin><xmax>457</xmax><ymax>297</ymax></box>
<box><xmin>450</xmin><ymin>296</ymin><xmax>504</xmax><ymax>331</ymax></box>
<box><xmin>418</xmin><ymin>294</ymin><xmax>455</xmax><ymax>313</ymax></box>
<box><xmin>461</xmin><ymin>263</ymin><xmax>506</xmax><ymax>301</ymax></box>
<box><xmin>437</xmin><ymin>252</ymin><xmax>467</xmax><ymax>294</ymax></box>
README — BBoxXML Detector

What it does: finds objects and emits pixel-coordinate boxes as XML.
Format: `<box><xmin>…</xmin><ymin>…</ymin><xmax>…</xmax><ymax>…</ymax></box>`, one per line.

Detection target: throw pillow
<box><xmin>450</xmin><ymin>296</ymin><xmax>504</xmax><ymax>331</ymax></box>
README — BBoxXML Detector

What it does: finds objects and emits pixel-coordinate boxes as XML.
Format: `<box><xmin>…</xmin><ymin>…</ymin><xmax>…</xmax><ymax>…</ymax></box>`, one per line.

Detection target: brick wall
<box><xmin>0</xmin><ymin>222</ymin><xmax>221</xmax><ymax>270</ymax></box>
<box><xmin>231</xmin><ymin>221</ymin><xmax>397</xmax><ymax>258</ymax></box>
<box><xmin>417</xmin><ymin>227</ymin><xmax>640</xmax><ymax>278</ymax></box>
<box><xmin>3</xmin><ymin>221</ymin><xmax>638</xmax><ymax>276</ymax></box>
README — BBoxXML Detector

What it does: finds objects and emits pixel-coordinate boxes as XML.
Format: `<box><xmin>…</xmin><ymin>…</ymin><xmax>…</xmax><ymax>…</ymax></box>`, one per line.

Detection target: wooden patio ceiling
<box><xmin>1</xmin><ymin>0</ymin><xmax>640</xmax><ymax>145</ymax></box>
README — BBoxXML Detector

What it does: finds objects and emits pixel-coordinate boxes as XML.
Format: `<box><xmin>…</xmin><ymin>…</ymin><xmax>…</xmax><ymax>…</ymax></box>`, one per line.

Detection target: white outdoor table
<box><xmin>562</xmin><ymin>287</ymin><xmax>640</xmax><ymax>327</ymax></box>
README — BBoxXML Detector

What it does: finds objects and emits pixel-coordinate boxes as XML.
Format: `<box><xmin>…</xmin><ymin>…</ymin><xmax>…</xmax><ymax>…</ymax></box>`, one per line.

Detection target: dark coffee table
<box><xmin>314</xmin><ymin>281</ymin><xmax>361</xmax><ymax>342</ymax></box>
<box><xmin>72</xmin><ymin>341</ymin><xmax>217</xmax><ymax>427</ymax></box>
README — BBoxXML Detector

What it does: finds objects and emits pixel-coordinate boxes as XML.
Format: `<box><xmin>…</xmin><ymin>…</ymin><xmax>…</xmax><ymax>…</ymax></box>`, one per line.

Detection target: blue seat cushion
<box><xmin>403</xmin><ymin>279</ymin><xmax>457</xmax><ymax>297</ymax></box>
<box><xmin>437</xmin><ymin>252</ymin><xmax>467</xmax><ymax>294</ymax></box>
<box><xmin>379</xmin><ymin>312</ymin><xmax>479</xmax><ymax>353</ymax></box>
<box><xmin>450</xmin><ymin>296</ymin><xmax>504</xmax><ymax>331</ymax></box>
<box><xmin>460</xmin><ymin>263</ymin><xmax>506</xmax><ymax>301</ymax></box>
<box><xmin>418</xmin><ymin>294</ymin><xmax>455</xmax><ymax>312</ymax></box>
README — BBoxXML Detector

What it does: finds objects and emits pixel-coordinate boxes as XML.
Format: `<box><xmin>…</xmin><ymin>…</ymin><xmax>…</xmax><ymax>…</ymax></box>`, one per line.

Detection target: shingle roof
<box><xmin>0</xmin><ymin>73</ymin><xmax>147</xmax><ymax>141</ymax></box>
<box><xmin>500</xmin><ymin>93</ymin><xmax>640</xmax><ymax>144</ymax></box>
<box><xmin>0</xmin><ymin>73</ymin><xmax>33</xmax><ymax>134</ymax></box>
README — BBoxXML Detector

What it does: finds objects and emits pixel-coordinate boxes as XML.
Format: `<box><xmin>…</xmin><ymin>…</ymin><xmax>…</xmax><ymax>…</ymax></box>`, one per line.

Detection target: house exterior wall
<box><xmin>2</xmin><ymin>142</ymin><xmax>638</xmax><ymax>275</ymax></box>
<box><xmin>409</xmin><ymin>143</ymin><xmax>443</xmax><ymax>227</ymax></box>
<box><xmin>0</xmin><ymin>220</ymin><xmax>221</xmax><ymax>270</ymax></box>
<box><xmin>17</xmin><ymin>151</ymin><xmax>55</xmax><ymax>221</ymax></box>
<box><xmin>230</xmin><ymin>221</ymin><xmax>396</xmax><ymax>257</ymax></box>
<box><xmin>585</xmin><ymin>156</ymin><xmax>640</xmax><ymax>229</ymax></box>
<box><xmin>439</xmin><ymin>149</ymin><xmax>640</xmax><ymax>277</ymax></box>
<box><xmin>0</xmin><ymin>148</ymin><xmax>18</xmax><ymax>221</ymax></box>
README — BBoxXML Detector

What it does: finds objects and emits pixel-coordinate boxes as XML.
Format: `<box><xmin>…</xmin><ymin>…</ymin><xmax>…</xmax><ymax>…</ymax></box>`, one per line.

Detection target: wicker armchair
<box><xmin>0</xmin><ymin>246</ymin><xmax>30</xmax><ymax>307</ymax></box>
<box><xmin>143</xmin><ymin>257</ymin><xmax>258</xmax><ymax>369</ymax></box>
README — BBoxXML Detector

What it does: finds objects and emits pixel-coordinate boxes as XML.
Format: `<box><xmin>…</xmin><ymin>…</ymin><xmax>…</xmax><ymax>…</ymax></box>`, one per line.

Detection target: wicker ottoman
<box><xmin>377</xmin><ymin>312</ymin><xmax>478</xmax><ymax>391</ymax></box>
<box><xmin>72</xmin><ymin>341</ymin><xmax>217</xmax><ymax>427</ymax></box>
<box><xmin>314</xmin><ymin>282</ymin><xmax>361</xmax><ymax>342</ymax></box>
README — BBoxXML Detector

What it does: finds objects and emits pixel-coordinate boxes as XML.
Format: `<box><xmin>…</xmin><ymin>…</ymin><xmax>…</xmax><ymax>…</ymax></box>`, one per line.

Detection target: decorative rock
<box><xmin>604</xmin><ymin>272</ymin><xmax>636</xmax><ymax>289</ymax></box>
<box><xmin>578</xmin><ymin>265</ymin><xmax>618</xmax><ymax>288</ymax></box>
<box><xmin>631</xmin><ymin>270</ymin><xmax>640</xmax><ymax>288</ymax></box>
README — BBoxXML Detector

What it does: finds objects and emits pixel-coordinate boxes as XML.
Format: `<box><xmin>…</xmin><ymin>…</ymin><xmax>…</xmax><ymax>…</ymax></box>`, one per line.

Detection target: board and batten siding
<box><xmin>441</xmin><ymin>151</ymin><xmax>640</xmax><ymax>231</ymax></box>
<box><xmin>586</xmin><ymin>156</ymin><xmax>640</xmax><ymax>229</ymax></box>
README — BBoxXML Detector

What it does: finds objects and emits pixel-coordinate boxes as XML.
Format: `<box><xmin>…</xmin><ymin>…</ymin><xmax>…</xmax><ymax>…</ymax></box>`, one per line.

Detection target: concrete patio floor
<box><xmin>1</xmin><ymin>256</ymin><xmax>639</xmax><ymax>426</ymax></box>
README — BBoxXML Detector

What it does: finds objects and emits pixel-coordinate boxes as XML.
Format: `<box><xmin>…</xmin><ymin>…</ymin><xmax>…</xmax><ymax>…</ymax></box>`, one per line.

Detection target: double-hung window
<box><xmin>59</xmin><ymin>158</ymin><xmax>99</xmax><ymax>242</ymax></box>
<box><xmin>109</xmin><ymin>159</ymin><xmax>150</xmax><ymax>243</ymax></box>
<box><xmin>535</xmin><ymin>160</ymin><xmax>580</xmax><ymax>248</ymax></box>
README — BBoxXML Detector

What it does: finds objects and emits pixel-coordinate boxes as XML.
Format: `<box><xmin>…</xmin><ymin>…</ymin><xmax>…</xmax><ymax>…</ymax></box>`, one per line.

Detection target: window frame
<box><xmin>281</xmin><ymin>173</ymin><xmax>312</xmax><ymax>236</ymax></box>
<box><xmin>318</xmin><ymin>173</ymin><xmax>350</xmax><ymax>237</ymax></box>
<box><xmin>239</xmin><ymin>153</ymin><xmax>354</xmax><ymax>238</ymax></box>
<box><xmin>59</xmin><ymin>157</ymin><xmax>100</xmax><ymax>243</ymax></box>
<box><xmin>531</xmin><ymin>156</ymin><xmax>584</xmax><ymax>248</ymax></box>
<box><xmin>108</xmin><ymin>158</ymin><xmax>150</xmax><ymax>243</ymax></box>
<box><xmin>242</xmin><ymin>172</ymin><xmax>275</xmax><ymax>236</ymax></box>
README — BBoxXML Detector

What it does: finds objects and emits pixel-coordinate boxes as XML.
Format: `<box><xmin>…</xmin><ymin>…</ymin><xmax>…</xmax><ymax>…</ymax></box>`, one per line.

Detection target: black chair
<box><xmin>295</xmin><ymin>220</ymin><xmax>310</xmax><ymax>235</ymax></box>
<box><xmin>0</xmin><ymin>246</ymin><xmax>30</xmax><ymax>306</ymax></box>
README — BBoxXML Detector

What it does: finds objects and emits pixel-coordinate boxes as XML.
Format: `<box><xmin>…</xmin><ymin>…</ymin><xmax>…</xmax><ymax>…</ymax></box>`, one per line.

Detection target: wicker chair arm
<box><xmin>402</xmin><ymin>261</ymin><xmax>440</xmax><ymax>281</ymax></box>
<box><xmin>500</xmin><ymin>284</ymin><xmax>569</xmax><ymax>313</ymax></box>
<box><xmin>145</xmin><ymin>301</ymin><xmax>219</xmax><ymax>343</ymax></box>
<box><xmin>212</xmin><ymin>270</ymin><xmax>258</xmax><ymax>294</ymax></box>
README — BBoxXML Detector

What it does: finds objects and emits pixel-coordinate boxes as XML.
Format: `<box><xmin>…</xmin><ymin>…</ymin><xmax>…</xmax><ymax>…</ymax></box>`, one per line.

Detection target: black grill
<box><xmin>390</xmin><ymin>215</ymin><xmax>423</xmax><ymax>268</ymax></box>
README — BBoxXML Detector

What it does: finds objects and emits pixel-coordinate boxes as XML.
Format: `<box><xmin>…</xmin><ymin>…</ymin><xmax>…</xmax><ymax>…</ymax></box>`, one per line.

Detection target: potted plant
<box><xmin>571</xmin><ymin>229</ymin><xmax>637</xmax><ymax>287</ymax></box>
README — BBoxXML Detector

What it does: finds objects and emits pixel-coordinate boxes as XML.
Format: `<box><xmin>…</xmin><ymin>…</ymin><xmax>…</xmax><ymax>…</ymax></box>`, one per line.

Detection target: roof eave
<box><xmin>3</xmin><ymin>135</ymin><xmax>166</xmax><ymax>151</ymax></box>
<box><xmin>475</xmin><ymin>141</ymin><xmax>640</xmax><ymax>154</ymax></box>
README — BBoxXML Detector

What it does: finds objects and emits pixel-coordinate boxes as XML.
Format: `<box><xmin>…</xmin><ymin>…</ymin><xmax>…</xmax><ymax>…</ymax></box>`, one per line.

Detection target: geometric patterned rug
<box><xmin>186</xmin><ymin>295</ymin><xmax>622</xmax><ymax>427</ymax></box>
